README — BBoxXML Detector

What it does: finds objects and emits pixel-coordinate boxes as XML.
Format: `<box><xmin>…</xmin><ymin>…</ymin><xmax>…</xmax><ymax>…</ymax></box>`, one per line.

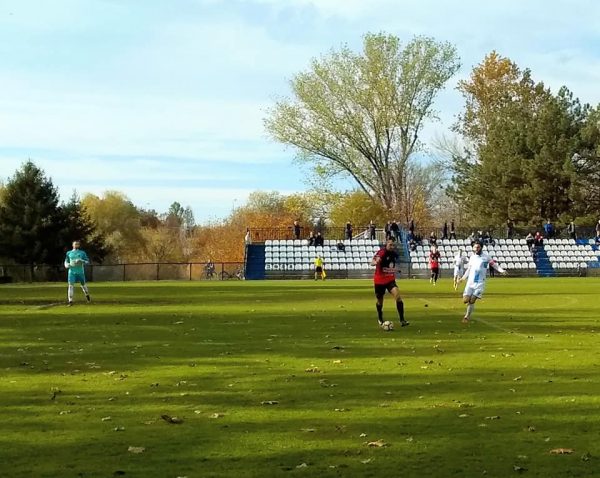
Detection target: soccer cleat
<box><xmin>86</xmin><ymin>294</ymin><xmax>91</xmax><ymax>303</ymax></box>
<box><xmin>400</xmin><ymin>320</ymin><xmax>410</xmax><ymax>327</ymax></box>
<box><xmin>462</xmin><ymin>316</ymin><xmax>470</xmax><ymax>324</ymax></box>
<box><xmin>67</xmin><ymin>301</ymin><xmax>73</xmax><ymax>307</ymax></box>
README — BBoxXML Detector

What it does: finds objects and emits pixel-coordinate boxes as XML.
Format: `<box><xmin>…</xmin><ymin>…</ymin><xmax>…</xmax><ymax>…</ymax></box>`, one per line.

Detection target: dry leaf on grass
<box><xmin>261</xmin><ymin>400</ymin><xmax>279</xmax><ymax>405</ymax></box>
<box><xmin>305</xmin><ymin>367</ymin><xmax>320</xmax><ymax>373</ymax></box>
<box><xmin>210</xmin><ymin>413</ymin><xmax>224</xmax><ymax>419</ymax></box>
<box><xmin>485</xmin><ymin>416</ymin><xmax>501</xmax><ymax>420</ymax></box>
<box><xmin>513</xmin><ymin>465</ymin><xmax>527</xmax><ymax>472</ymax></box>
<box><xmin>296</xmin><ymin>463</ymin><xmax>308</xmax><ymax>469</ymax></box>
<box><xmin>366</xmin><ymin>439</ymin><xmax>388</xmax><ymax>448</ymax></box>
<box><xmin>300</xmin><ymin>428</ymin><xmax>316</xmax><ymax>433</ymax></box>
<box><xmin>549</xmin><ymin>448</ymin><xmax>574</xmax><ymax>455</ymax></box>
<box><xmin>128</xmin><ymin>446</ymin><xmax>145</xmax><ymax>454</ymax></box>
<box><xmin>161</xmin><ymin>414</ymin><xmax>183</xmax><ymax>424</ymax></box>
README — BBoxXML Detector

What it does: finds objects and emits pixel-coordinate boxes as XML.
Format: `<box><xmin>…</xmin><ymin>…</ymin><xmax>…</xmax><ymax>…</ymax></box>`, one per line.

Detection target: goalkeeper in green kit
<box><xmin>64</xmin><ymin>240</ymin><xmax>91</xmax><ymax>306</ymax></box>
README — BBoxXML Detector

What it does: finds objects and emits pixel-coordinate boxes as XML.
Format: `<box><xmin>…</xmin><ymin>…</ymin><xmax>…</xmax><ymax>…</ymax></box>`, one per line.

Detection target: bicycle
<box><xmin>220</xmin><ymin>268</ymin><xmax>244</xmax><ymax>280</ymax></box>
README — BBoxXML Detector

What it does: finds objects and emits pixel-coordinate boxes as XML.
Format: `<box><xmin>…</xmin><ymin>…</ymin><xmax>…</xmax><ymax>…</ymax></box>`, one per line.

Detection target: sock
<box><xmin>396</xmin><ymin>300</ymin><xmax>405</xmax><ymax>322</ymax></box>
<box><xmin>376</xmin><ymin>303</ymin><xmax>383</xmax><ymax>323</ymax></box>
<box><xmin>466</xmin><ymin>303</ymin><xmax>475</xmax><ymax>318</ymax></box>
<box><xmin>68</xmin><ymin>284</ymin><xmax>74</xmax><ymax>302</ymax></box>
<box><xmin>81</xmin><ymin>284</ymin><xmax>89</xmax><ymax>296</ymax></box>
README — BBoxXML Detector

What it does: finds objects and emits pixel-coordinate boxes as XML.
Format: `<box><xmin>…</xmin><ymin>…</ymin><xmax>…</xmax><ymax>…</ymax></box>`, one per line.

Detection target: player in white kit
<box><xmin>458</xmin><ymin>242</ymin><xmax>507</xmax><ymax>323</ymax></box>
<box><xmin>453</xmin><ymin>248</ymin><xmax>468</xmax><ymax>291</ymax></box>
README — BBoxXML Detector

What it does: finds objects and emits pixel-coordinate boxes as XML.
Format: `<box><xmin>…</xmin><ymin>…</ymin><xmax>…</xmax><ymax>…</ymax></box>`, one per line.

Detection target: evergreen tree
<box><xmin>451</xmin><ymin>53</ymin><xmax>597</xmax><ymax>227</ymax></box>
<box><xmin>0</xmin><ymin>161</ymin><xmax>65</xmax><ymax>276</ymax></box>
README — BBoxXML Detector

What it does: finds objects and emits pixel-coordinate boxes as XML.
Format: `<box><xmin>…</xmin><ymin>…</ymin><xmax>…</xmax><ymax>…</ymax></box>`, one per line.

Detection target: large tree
<box><xmin>81</xmin><ymin>191</ymin><xmax>145</xmax><ymax>262</ymax></box>
<box><xmin>61</xmin><ymin>193</ymin><xmax>109</xmax><ymax>262</ymax></box>
<box><xmin>450</xmin><ymin>52</ymin><xmax>594</xmax><ymax>226</ymax></box>
<box><xmin>265</xmin><ymin>33</ymin><xmax>460</xmax><ymax>216</ymax></box>
<box><xmin>0</xmin><ymin>161</ymin><xmax>65</xmax><ymax>274</ymax></box>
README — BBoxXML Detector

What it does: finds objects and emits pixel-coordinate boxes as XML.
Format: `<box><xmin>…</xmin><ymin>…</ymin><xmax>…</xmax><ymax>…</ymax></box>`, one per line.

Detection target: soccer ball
<box><xmin>381</xmin><ymin>320</ymin><xmax>394</xmax><ymax>331</ymax></box>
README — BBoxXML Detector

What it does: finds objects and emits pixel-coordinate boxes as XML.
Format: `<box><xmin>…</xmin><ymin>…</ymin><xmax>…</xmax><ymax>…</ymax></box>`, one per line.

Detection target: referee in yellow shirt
<box><xmin>314</xmin><ymin>255</ymin><xmax>326</xmax><ymax>281</ymax></box>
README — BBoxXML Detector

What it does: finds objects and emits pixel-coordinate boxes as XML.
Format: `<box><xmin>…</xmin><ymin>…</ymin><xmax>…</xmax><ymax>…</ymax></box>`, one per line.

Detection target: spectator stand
<box><xmin>262</xmin><ymin>238</ymin><xmax>389</xmax><ymax>279</ymax></box>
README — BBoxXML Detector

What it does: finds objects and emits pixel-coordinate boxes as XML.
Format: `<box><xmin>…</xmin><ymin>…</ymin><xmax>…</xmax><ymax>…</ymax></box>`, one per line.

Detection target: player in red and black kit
<box><xmin>429</xmin><ymin>245</ymin><xmax>441</xmax><ymax>285</ymax></box>
<box><xmin>372</xmin><ymin>240</ymin><xmax>409</xmax><ymax>328</ymax></box>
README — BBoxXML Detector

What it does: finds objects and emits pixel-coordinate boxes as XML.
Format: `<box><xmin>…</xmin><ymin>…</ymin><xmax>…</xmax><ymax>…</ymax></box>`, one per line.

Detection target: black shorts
<box><xmin>316</xmin><ymin>266</ymin><xmax>323</xmax><ymax>273</ymax></box>
<box><xmin>374</xmin><ymin>281</ymin><xmax>398</xmax><ymax>298</ymax></box>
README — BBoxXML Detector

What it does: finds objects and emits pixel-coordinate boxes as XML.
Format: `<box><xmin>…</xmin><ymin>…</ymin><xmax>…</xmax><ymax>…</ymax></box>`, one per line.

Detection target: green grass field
<box><xmin>1</xmin><ymin>278</ymin><xmax>599</xmax><ymax>478</ymax></box>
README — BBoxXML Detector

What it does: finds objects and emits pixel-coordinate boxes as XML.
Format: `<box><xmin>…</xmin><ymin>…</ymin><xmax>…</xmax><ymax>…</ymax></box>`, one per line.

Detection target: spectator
<box><xmin>595</xmin><ymin>219</ymin><xmax>600</xmax><ymax>238</ymax></box>
<box><xmin>450</xmin><ymin>220</ymin><xmax>456</xmax><ymax>240</ymax></box>
<box><xmin>525</xmin><ymin>232</ymin><xmax>534</xmax><ymax>251</ymax></box>
<box><xmin>409</xmin><ymin>218</ymin><xmax>415</xmax><ymax>236</ymax></box>
<box><xmin>595</xmin><ymin>232</ymin><xmax>600</xmax><ymax>245</ymax></box>
<box><xmin>567</xmin><ymin>221</ymin><xmax>576</xmax><ymax>240</ymax></box>
<box><xmin>384</xmin><ymin>221</ymin><xmax>392</xmax><ymax>241</ymax></box>
<box><xmin>476</xmin><ymin>230</ymin><xmax>485</xmax><ymax>247</ymax></box>
<box><xmin>369</xmin><ymin>220</ymin><xmax>376</xmax><ymax>240</ymax></box>
<box><xmin>428</xmin><ymin>231</ymin><xmax>438</xmax><ymax>247</ymax></box>
<box><xmin>308</xmin><ymin>231</ymin><xmax>316</xmax><ymax>246</ymax></box>
<box><xmin>205</xmin><ymin>260</ymin><xmax>215</xmax><ymax>279</ymax></box>
<box><xmin>506</xmin><ymin>218</ymin><xmax>514</xmax><ymax>239</ymax></box>
<box><xmin>315</xmin><ymin>231</ymin><xmax>324</xmax><ymax>247</ymax></box>
<box><xmin>442</xmin><ymin>221</ymin><xmax>448</xmax><ymax>240</ymax></box>
<box><xmin>390</xmin><ymin>220</ymin><xmax>400</xmax><ymax>242</ymax></box>
<box><xmin>244</xmin><ymin>228</ymin><xmax>252</xmax><ymax>245</ymax></box>
<box><xmin>409</xmin><ymin>239</ymin><xmax>417</xmax><ymax>252</ymax></box>
<box><xmin>293</xmin><ymin>220</ymin><xmax>301</xmax><ymax>240</ymax></box>
<box><xmin>336</xmin><ymin>241</ymin><xmax>346</xmax><ymax>252</ymax></box>
<box><xmin>345</xmin><ymin>221</ymin><xmax>353</xmax><ymax>241</ymax></box>
<box><xmin>534</xmin><ymin>231</ymin><xmax>544</xmax><ymax>247</ymax></box>
<box><xmin>468</xmin><ymin>231</ymin><xmax>477</xmax><ymax>246</ymax></box>
<box><xmin>543</xmin><ymin>219</ymin><xmax>554</xmax><ymax>239</ymax></box>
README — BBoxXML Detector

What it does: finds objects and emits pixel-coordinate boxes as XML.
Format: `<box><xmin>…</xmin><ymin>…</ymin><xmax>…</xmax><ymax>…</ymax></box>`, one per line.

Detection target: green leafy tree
<box><xmin>451</xmin><ymin>53</ymin><xmax>593</xmax><ymax>226</ymax></box>
<box><xmin>0</xmin><ymin>161</ymin><xmax>65</xmax><ymax>275</ymax></box>
<box><xmin>81</xmin><ymin>191</ymin><xmax>145</xmax><ymax>262</ymax></box>
<box><xmin>265</xmin><ymin>33</ymin><xmax>460</xmax><ymax>216</ymax></box>
<box><xmin>164</xmin><ymin>201</ymin><xmax>195</xmax><ymax>230</ymax></box>
<box><xmin>61</xmin><ymin>193</ymin><xmax>109</xmax><ymax>262</ymax></box>
<box><xmin>571</xmin><ymin>105</ymin><xmax>600</xmax><ymax>217</ymax></box>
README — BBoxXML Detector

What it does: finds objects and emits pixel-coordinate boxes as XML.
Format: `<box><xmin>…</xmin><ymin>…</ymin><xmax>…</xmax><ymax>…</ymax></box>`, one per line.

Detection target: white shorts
<box><xmin>463</xmin><ymin>282</ymin><xmax>485</xmax><ymax>299</ymax></box>
<box><xmin>453</xmin><ymin>267</ymin><xmax>464</xmax><ymax>279</ymax></box>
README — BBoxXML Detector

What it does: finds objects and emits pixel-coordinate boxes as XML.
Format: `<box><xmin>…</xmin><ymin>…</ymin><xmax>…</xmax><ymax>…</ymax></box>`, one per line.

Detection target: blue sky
<box><xmin>1</xmin><ymin>0</ymin><xmax>599</xmax><ymax>222</ymax></box>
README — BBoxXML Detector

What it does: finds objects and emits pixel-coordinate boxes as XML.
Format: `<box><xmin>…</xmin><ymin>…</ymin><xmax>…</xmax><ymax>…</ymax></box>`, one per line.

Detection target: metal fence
<box><xmin>0</xmin><ymin>262</ymin><xmax>245</xmax><ymax>283</ymax></box>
